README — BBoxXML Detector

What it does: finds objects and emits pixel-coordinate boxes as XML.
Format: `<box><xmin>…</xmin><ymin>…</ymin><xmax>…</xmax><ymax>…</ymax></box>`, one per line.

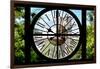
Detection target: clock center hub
<box><xmin>48</xmin><ymin>24</ymin><xmax>66</xmax><ymax>46</ymax></box>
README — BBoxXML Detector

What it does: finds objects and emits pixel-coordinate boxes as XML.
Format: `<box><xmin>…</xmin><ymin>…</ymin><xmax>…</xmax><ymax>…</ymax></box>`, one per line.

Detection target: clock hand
<box><xmin>48</xmin><ymin>28</ymin><xmax>55</xmax><ymax>33</ymax></box>
<box><xmin>50</xmin><ymin>37</ymin><xmax>55</xmax><ymax>40</ymax></box>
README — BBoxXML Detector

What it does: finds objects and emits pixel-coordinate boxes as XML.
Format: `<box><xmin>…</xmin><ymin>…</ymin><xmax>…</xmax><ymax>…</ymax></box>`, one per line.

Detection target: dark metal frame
<box><xmin>11</xmin><ymin>1</ymin><xmax>96</xmax><ymax>68</ymax></box>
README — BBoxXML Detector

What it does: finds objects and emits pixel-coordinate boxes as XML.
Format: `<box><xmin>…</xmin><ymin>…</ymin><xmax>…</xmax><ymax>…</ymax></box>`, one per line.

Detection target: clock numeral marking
<box><xmin>34</xmin><ymin>38</ymin><xmax>47</xmax><ymax>42</ymax></box>
<box><xmin>36</xmin><ymin>22</ymin><xmax>45</xmax><ymax>28</ymax></box>
<box><xmin>67</xmin><ymin>22</ymin><xmax>76</xmax><ymax>31</ymax></box>
<box><xmin>64</xmin><ymin>43</ymin><xmax>74</xmax><ymax>55</ymax></box>
<box><xmin>61</xmin><ymin>11</ymin><xmax>64</xmax><ymax>18</ymax></box>
<box><xmin>41</xmin><ymin>43</ymin><xmax>50</xmax><ymax>53</ymax></box>
<box><xmin>40</xmin><ymin>17</ymin><xmax>51</xmax><ymax>28</ymax></box>
<box><xmin>59</xmin><ymin>46</ymin><xmax>65</xmax><ymax>58</ymax></box>
<box><xmin>54</xmin><ymin>10</ymin><xmax>56</xmax><ymax>18</ymax></box>
<box><xmin>40</xmin><ymin>44</ymin><xmax>45</xmax><ymax>51</ymax></box>
<box><xmin>69</xmin><ymin>45</ymin><xmax>75</xmax><ymax>51</ymax></box>
<box><xmin>34</xmin><ymin>28</ymin><xmax>47</xmax><ymax>32</ymax></box>
<box><xmin>52</xmin><ymin>46</ymin><xmax>56</xmax><ymax>58</ymax></box>
<box><xmin>59</xmin><ymin>11</ymin><xmax>64</xmax><ymax>25</ymax></box>
<box><xmin>35</xmin><ymin>22</ymin><xmax>49</xmax><ymax>33</ymax></box>
<box><xmin>58</xmin><ymin>10</ymin><xmax>61</xmax><ymax>17</ymax></box>
<box><xmin>72</xmin><ymin>31</ymin><xmax>80</xmax><ymax>34</ymax></box>
<box><xmin>65</xmin><ymin>16</ymin><xmax>73</xmax><ymax>26</ymax></box>
<box><xmin>58</xmin><ymin>47</ymin><xmax>61</xmax><ymax>59</ymax></box>
<box><xmin>70</xmin><ymin>39</ymin><xmax>78</xmax><ymax>46</ymax></box>
<box><xmin>60</xmin><ymin>13</ymin><xmax>67</xmax><ymax>25</ymax></box>
<box><xmin>63</xmin><ymin>13</ymin><xmax>67</xmax><ymax>20</ymax></box>
<box><xmin>58</xmin><ymin>11</ymin><xmax>63</xmax><ymax>24</ymax></box>
<box><xmin>51</xmin><ymin>11</ymin><xmax>55</xmax><ymax>24</ymax></box>
<box><xmin>45</xmin><ymin>14</ymin><xmax>50</xmax><ymax>21</ymax></box>
<box><xmin>37</xmin><ymin>40</ymin><xmax>44</xmax><ymax>46</ymax></box>
<box><xmin>34</xmin><ymin>36</ymin><xmax>42</xmax><ymax>38</ymax></box>
<box><xmin>65</xmin><ymin>46</ymin><xmax>70</xmax><ymax>55</ymax></box>
<box><xmin>44</xmin><ymin>49</ymin><xmax>50</xmax><ymax>56</ymax></box>
<box><xmin>67</xmin><ymin>45</ymin><xmax>74</xmax><ymax>52</ymax></box>
<box><xmin>68</xmin><ymin>28</ymin><xmax>79</xmax><ymax>32</ymax></box>
<box><xmin>66</xmin><ymin>16</ymin><xmax>73</xmax><ymax>23</ymax></box>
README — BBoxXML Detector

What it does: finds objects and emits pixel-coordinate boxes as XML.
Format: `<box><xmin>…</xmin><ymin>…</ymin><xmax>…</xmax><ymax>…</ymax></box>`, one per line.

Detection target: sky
<box><xmin>31</xmin><ymin>7</ymin><xmax>82</xmax><ymax>23</ymax></box>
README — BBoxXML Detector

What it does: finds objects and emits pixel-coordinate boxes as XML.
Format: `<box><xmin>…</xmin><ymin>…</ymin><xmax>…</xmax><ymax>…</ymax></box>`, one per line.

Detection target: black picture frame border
<box><xmin>10</xmin><ymin>1</ymin><xmax>96</xmax><ymax>68</ymax></box>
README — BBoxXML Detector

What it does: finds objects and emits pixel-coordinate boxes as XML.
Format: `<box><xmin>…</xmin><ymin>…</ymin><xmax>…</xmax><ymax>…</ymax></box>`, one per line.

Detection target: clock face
<box><xmin>32</xmin><ymin>9</ymin><xmax>81</xmax><ymax>60</ymax></box>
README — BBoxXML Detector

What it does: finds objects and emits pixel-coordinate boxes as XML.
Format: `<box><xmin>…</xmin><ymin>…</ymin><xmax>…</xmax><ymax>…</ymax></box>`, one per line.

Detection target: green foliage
<box><xmin>14</xmin><ymin>7</ymin><xmax>39</xmax><ymax>64</ymax></box>
<box><xmin>14</xmin><ymin>23</ymin><xmax>25</xmax><ymax>64</ymax></box>
<box><xmin>86</xmin><ymin>10</ymin><xmax>94</xmax><ymax>59</ymax></box>
<box><xmin>14</xmin><ymin>6</ymin><xmax>25</xmax><ymax>64</ymax></box>
<box><xmin>71</xmin><ymin>23</ymin><xmax>95</xmax><ymax>60</ymax></box>
<box><xmin>87</xmin><ymin>11</ymin><xmax>94</xmax><ymax>22</ymax></box>
<box><xmin>30</xmin><ymin>48</ymin><xmax>39</xmax><ymax>63</ymax></box>
<box><xmin>15</xmin><ymin>23</ymin><xmax>40</xmax><ymax>64</ymax></box>
<box><xmin>15</xmin><ymin>7</ymin><xmax>24</xmax><ymax>19</ymax></box>
<box><xmin>86</xmin><ymin>23</ymin><xmax>94</xmax><ymax>59</ymax></box>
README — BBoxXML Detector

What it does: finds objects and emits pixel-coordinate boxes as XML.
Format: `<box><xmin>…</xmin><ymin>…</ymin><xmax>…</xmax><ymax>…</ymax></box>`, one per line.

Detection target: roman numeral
<box><xmin>44</xmin><ymin>49</ymin><xmax>50</xmax><ymax>56</ymax></box>
<box><xmin>59</xmin><ymin>46</ymin><xmax>65</xmax><ymax>58</ymax></box>
<box><xmin>37</xmin><ymin>40</ymin><xmax>44</xmax><ymax>46</ymax></box>
<box><xmin>69</xmin><ymin>45</ymin><xmax>75</xmax><ymax>51</ymax></box>
<box><xmin>36</xmin><ymin>22</ymin><xmax>45</xmax><ymax>28</ymax></box>
<box><xmin>65</xmin><ymin>16</ymin><xmax>73</xmax><ymax>26</ymax></box>
<box><xmin>65</xmin><ymin>46</ymin><xmax>70</xmax><ymax>55</ymax></box>
<box><xmin>40</xmin><ymin>17</ymin><xmax>51</xmax><ymax>28</ymax></box>
<box><xmin>67</xmin><ymin>22</ymin><xmax>76</xmax><ymax>31</ymax></box>
<box><xmin>53</xmin><ymin>10</ymin><xmax>56</xmax><ymax>18</ymax></box>
<box><xmin>66</xmin><ymin>16</ymin><xmax>73</xmax><ymax>23</ymax></box>
<box><xmin>70</xmin><ymin>39</ymin><xmax>78</xmax><ymax>46</ymax></box>
<box><xmin>59</xmin><ymin>11</ymin><xmax>64</xmax><ymax>25</ymax></box>
<box><xmin>45</xmin><ymin>14</ymin><xmax>50</xmax><ymax>21</ymax></box>
<box><xmin>68</xmin><ymin>28</ymin><xmax>79</xmax><ymax>32</ymax></box>
<box><xmin>41</xmin><ymin>43</ymin><xmax>50</xmax><ymax>53</ymax></box>
<box><xmin>63</xmin><ymin>13</ymin><xmax>67</xmax><ymax>20</ymax></box>
<box><xmin>64</xmin><ymin>43</ymin><xmax>74</xmax><ymax>55</ymax></box>
<box><xmin>34</xmin><ymin>28</ymin><xmax>48</xmax><ymax>33</ymax></box>
<box><xmin>58</xmin><ymin>10</ymin><xmax>61</xmax><ymax>16</ymax></box>
<box><xmin>72</xmin><ymin>31</ymin><xmax>80</xmax><ymax>34</ymax></box>
<box><xmin>51</xmin><ymin>10</ymin><xmax>56</xmax><ymax>24</ymax></box>
<box><xmin>34</xmin><ymin>36</ymin><xmax>42</xmax><ymax>38</ymax></box>
<box><xmin>39</xmin><ymin>44</ymin><xmax>45</xmax><ymax>51</ymax></box>
<box><xmin>34</xmin><ymin>38</ymin><xmax>47</xmax><ymax>42</ymax></box>
<box><xmin>52</xmin><ymin>46</ymin><xmax>56</xmax><ymax>58</ymax></box>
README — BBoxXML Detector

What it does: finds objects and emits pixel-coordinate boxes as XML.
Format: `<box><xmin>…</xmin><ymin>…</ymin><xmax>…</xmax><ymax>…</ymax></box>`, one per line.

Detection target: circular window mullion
<box><xmin>32</xmin><ymin>9</ymin><xmax>82</xmax><ymax>60</ymax></box>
